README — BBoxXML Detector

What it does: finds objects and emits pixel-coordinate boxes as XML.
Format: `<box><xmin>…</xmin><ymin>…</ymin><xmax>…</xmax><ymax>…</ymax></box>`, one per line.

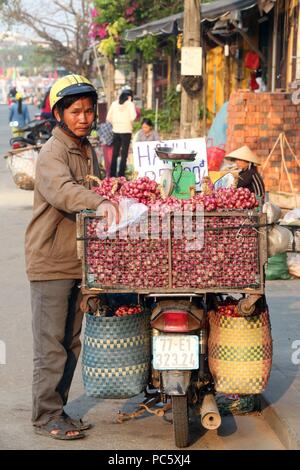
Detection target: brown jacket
<box><xmin>25</xmin><ymin>127</ymin><xmax>104</xmax><ymax>281</ymax></box>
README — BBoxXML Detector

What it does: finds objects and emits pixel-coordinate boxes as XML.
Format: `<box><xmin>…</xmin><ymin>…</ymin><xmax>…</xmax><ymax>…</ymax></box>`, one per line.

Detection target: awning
<box><xmin>124</xmin><ymin>0</ymin><xmax>258</xmax><ymax>41</ymax></box>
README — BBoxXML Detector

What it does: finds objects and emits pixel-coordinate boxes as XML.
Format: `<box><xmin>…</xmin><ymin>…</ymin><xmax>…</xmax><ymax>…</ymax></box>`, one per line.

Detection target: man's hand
<box><xmin>96</xmin><ymin>200</ymin><xmax>120</xmax><ymax>228</ymax></box>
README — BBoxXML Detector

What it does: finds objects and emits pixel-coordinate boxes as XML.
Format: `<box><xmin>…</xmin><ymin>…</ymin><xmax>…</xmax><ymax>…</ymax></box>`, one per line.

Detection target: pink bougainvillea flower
<box><xmin>90</xmin><ymin>7</ymin><xmax>99</xmax><ymax>18</ymax></box>
<box><xmin>88</xmin><ymin>22</ymin><xmax>108</xmax><ymax>40</ymax></box>
<box><xmin>125</xmin><ymin>7</ymin><xmax>136</xmax><ymax>17</ymax></box>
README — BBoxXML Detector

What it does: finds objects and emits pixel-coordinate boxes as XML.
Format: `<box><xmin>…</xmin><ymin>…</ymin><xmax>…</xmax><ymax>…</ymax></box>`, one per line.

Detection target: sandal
<box><xmin>62</xmin><ymin>412</ymin><xmax>91</xmax><ymax>431</ymax></box>
<box><xmin>34</xmin><ymin>416</ymin><xmax>86</xmax><ymax>440</ymax></box>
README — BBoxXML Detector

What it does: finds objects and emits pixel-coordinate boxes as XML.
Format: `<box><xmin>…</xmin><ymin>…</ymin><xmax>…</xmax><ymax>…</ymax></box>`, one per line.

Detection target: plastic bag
<box><xmin>262</xmin><ymin>202</ymin><xmax>282</xmax><ymax>224</ymax></box>
<box><xmin>96</xmin><ymin>197</ymin><xmax>148</xmax><ymax>237</ymax></box>
<box><xmin>267</xmin><ymin>225</ymin><xmax>292</xmax><ymax>258</ymax></box>
<box><xmin>206</xmin><ymin>146</ymin><xmax>226</xmax><ymax>171</ymax></box>
<box><xmin>265</xmin><ymin>253</ymin><xmax>291</xmax><ymax>280</ymax></box>
<box><xmin>214</xmin><ymin>172</ymin><xmax>235</xmax><ymax>190</ymax></box>
<box><xmin>281</xmin><ymin>208</ymin><xmax>300</xmax><ymax>226</ymax></box>
<box><xmin>288</xmin><ymin>254</ymin><xmax>300</xmax><ymax>278</ymax></box>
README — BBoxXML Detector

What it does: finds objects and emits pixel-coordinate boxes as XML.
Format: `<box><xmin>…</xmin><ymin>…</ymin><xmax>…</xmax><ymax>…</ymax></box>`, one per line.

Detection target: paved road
<box><xmin>0</xmin><ymin>104</ymin><xmax>285</xmax><ymax>450</ymax></box>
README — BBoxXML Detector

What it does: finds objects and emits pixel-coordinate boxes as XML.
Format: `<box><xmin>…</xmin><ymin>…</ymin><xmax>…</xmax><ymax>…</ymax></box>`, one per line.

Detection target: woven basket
<box><xmin>208</xmin><ymin>310</ymin><xmax>272</xmax><ymax>395</ymax></box>
<box><xmin>82</xmin><ymin>312</ymin><xmax>151</xmax><ymax>398</ymax></box>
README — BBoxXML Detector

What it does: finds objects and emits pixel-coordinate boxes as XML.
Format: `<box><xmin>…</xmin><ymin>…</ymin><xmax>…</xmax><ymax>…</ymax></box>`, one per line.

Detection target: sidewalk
<box><xmin>262</xmin><ymin>280</ymin><xmax>300</xmax><ymax>449</ymax></box>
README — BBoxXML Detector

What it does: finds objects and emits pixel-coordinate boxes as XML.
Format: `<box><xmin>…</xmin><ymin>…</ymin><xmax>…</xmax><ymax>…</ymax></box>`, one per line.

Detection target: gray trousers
<box><xmin>30</xmin><ymin>279</ymin><xmax>83</xmax><ymax>426</ymax></box>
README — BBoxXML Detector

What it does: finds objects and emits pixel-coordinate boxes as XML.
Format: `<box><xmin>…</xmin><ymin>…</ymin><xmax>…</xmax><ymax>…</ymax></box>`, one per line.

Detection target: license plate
<box><xmin>152</xmin><ymin>335</ymin><xmax>199</xmax><ymax>370</ymax></box>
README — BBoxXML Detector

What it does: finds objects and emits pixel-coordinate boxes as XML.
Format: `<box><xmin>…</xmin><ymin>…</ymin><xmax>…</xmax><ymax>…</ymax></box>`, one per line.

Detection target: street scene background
<box><xmin>1</xmin><ymin>0</ymin><xmax>300</xmax><ymax>452</ymax></box>
<box><xmin>0</xmin><ymin>103</ymin><xmax>299</xmax><ymax>450</ymax></box>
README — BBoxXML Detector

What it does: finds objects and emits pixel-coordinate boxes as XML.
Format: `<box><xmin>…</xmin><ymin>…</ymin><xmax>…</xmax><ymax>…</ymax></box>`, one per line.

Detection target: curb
<box><xmin>261</xmin><ymin>394</ymin><xmax>300</xmax><ymax>450</ymax></box>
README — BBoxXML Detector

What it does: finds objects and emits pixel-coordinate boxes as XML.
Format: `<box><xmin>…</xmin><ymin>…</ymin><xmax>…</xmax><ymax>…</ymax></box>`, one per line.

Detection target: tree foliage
<box><xmin>0</xmin><ymin>0</ymin><xmax>91</xmax><ymax>74</ymax></box>
<box><xmin>93</xmin><ymin>0</ymin><xmax>182</xmax><ymax>62</ymax></box>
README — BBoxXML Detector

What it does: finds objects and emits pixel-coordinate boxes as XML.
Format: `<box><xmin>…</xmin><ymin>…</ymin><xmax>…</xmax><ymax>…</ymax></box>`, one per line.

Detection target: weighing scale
<box><xmin>155</xmin><ymin>146</ymin><xmax>197</xmax><ymax>200</ymax></box>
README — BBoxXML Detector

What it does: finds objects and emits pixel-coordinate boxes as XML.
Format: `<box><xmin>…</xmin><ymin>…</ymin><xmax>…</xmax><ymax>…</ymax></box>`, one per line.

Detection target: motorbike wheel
<box><xmin>172</xmin><ymin>395</ymin><xmax>189</xmax><ymax>448</ymax></box>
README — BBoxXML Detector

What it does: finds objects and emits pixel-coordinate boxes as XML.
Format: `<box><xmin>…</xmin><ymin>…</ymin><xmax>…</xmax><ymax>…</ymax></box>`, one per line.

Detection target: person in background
<box><xmin>8</xmin><ymin>85</ymin><xmax>17</xmax><ymax>105</ymax></box>
<box><xmin>40</xmin><ymin>88</ymin><xmax>52</xmax><ymax>119</ymax></box>
<box><xmin>133</xmin><ymin>118</ymin><xmax>159</xmax><ymax>143</ymax></box>
<box><xmin>254</xmin><ymin>69</ymin><xmax>267</xmax><ymax>93</ymax></box>
<box><xmin>98</xmin><ymin>121</ymin><xmax>114</xmax><ymax>177</ymax></box>
<box><xmin>106</xmin><ymin>89</ymin><xmax>137</xmax><ymax>177</ymax></box>
<box><xmin>25</xmin><ymin>74</ymin><xmax>119</xmax><ymax>441</ymax></box>
<box><xmin>9</xmin><ymin>92</ymin><xmax>30</xmax><ymax>136</ymax></box>
<box><xmin>225</xmin><ymin>145</ymin><xmax>265</xmax><ymax>199</ymax></box>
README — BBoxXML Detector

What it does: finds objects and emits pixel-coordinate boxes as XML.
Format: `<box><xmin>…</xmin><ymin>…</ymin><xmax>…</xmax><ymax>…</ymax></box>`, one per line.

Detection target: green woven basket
<box><xmin>82</xmin><ymin>312</ymin><xmax>151</xmax><ymax>398</ymax></box>
<box><xmin>208</xmin><ymin>310</ymin><xmax>272</xmax><ymax>395</ymax></box>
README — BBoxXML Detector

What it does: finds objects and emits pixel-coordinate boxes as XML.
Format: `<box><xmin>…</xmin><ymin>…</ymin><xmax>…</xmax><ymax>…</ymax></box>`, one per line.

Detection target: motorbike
<box><xmin>148</xmin><ymin>296</ymin><xmax>215</xmax><ymax>448</ymax></box>
<box><xmin>9</xmin><ymin>117</ymin><xmax>55</xmax><ymax>149</ymax></box>
<box><xmin>111</xmin><ymin>291</ymin><xmax>262</xmax><ymax>448</ymax></box>
<box><xmin>147</xmin><ymin>294</ymin><xmax>262</xmax><ymax>447</ymax></box>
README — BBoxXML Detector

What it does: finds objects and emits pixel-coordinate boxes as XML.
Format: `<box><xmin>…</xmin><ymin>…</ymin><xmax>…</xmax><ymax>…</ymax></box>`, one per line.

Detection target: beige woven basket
<box><xmin>208</xmin><ymin>310</ymin><xmax>272</xmax><ymax>395</ymax></box>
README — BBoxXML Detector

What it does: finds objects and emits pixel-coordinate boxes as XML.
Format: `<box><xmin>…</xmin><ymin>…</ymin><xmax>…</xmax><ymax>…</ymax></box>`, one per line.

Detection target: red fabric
<box><xmin>102</xmin><ymin>144</ymin><xmax>113</xmax><ymax>177</ymax></box>
<box><xmin>41</xmin><ymin>94</ymin><xmax>51</xmax><ymax>114</ymax></box>
<box><xmin>135</xmin><ymin>106</ymin><xmax>141</xmax><ymax>122</ymax></box>
<box><xmin>245</xmin><ymin>51</ymin><xmax>260</xmax><ymax>70</ymax></box>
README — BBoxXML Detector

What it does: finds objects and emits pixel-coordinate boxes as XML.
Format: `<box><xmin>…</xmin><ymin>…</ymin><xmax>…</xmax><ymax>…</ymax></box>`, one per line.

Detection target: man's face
<box><xmin>55</xmin><ymin>96</ymin><xmax>95</xmax><ymax>137</ymax></box>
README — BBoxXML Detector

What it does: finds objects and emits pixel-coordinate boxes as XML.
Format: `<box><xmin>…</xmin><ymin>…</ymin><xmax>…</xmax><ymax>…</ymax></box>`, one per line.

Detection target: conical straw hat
<box><xmin>225</xmin><ymin>145</ymin><xmax>261</xmax><ymax>165</ymax></box>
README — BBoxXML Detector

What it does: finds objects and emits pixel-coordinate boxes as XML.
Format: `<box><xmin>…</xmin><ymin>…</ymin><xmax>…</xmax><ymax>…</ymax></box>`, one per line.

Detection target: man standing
<box><xmin>25</xmin><ymin>74</ymin><xmax>118</xmax><ymax>440</ymax></box>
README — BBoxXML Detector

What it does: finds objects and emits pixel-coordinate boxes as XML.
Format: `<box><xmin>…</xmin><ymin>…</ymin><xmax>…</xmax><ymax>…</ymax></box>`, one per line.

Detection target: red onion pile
<box><xmin>171</xmin><ymin>216</ymin><xmax>259</xmax><ymax>289</ymax></box>
<box><xmin>92</xmin><ymin>177</ymin><xmax>259</xmax><ymax>212</ymax></box>
<box><xmin>115</xmin><ymin>305</ymin><xmax>142</xmax><ymax>317</ymax></box>
<box><xmin>212</xmin><ymin>298</ymin><xmax>266</xmax><ymax>318</ymax></box>
<box><xmin>91</xmin><ymin>177</ymin><xmax>126</xmax><ymax>200</ymax></box>
<box><xmin>92</xmin><ymin>176</ymin><xmax>160</xmax><ymax>205</ymax></box>
<box><xmin>85</xmin><ymin>231</ymin><xmax>169</xmax><ymax>289</ymax></box>
<box><xmin>216</xmin><ymin>300</ymin><xmax>239</xmax><ymax>317</ymax></box>
<box><xmin>119</xmin><ymin>177</ymin><xmax>161</xmax><ymax>205</ymax></box>
<box><xmin>85</xmin><ymin>214</ymin><xmax>259</xmax><ymax>290</ymax></box>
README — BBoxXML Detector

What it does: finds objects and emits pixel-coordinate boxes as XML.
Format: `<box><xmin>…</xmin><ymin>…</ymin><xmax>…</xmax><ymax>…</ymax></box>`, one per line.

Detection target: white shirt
<box><xmin>106</xmin><ymin>100</ymin><xmax>137</xmax><ymax>134</ymax></box>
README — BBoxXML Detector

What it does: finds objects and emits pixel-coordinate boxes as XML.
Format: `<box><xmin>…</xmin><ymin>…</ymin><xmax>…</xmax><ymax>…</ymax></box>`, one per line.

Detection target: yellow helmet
<box><xmin>15</xmin><ymin>92</ymin><xmax>23</xmax><ymax>100</ymax></box>
<box><xmin>49</xmin><ymin>74</ymin><xmax>97</xmax><ymax>111</ymax></box>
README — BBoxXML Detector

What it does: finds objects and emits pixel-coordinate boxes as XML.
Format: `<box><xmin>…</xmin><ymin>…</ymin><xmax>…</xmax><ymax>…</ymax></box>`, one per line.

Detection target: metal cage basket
<box><xmin>77</xmin><ymin>210</ymin><xmax>267</xmax><ymax>295</ymax></box>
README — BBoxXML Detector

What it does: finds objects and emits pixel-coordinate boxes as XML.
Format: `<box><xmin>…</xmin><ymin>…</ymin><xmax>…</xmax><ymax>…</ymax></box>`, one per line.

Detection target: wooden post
<box><xmin>106</xmin><ymin>58</ymin><xmax>115</xmax><ymax>107</ymax></box>
<box><xmin>146</xmin><ymin>64</ymin><xmax>154</xmax><ymax>109</ymax></box>
<box><xmin>180</xmin><ymin>0</ymin><xmax>202</xmax><ymax>138</ymax></box>
<box><xmin>294</xmin><ymin>0</ymin><xmax>300</xmax><ymax>80</ymax></box>
<box><xmin>271</xmin><ymin>0</ymin><xmax>279</xmax><ymax>92</ymax></box>
<box><xmin>202</xmin><ymin>42</ymin><xmax>207</xmax><ymax>135</ymax></box>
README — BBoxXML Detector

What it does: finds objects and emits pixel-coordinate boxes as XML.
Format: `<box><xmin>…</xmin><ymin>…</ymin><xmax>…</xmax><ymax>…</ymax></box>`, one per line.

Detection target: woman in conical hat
<box><xmin>225</xmin><ymin>145</ymin><xmax>265</xmax><ymax>198</ymax></box>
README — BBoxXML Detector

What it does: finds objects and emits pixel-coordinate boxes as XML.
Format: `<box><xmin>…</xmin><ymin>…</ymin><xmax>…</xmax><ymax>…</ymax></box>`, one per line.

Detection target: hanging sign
<box><xmin>181</xmin><ymin>47</ymin><xmax>202</xmax><ymax>76</ymax></box>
